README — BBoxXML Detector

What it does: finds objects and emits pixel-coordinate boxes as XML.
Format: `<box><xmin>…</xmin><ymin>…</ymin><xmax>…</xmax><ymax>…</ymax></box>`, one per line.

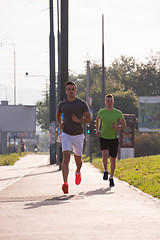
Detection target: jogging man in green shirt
<box><xmin>96</xmin><ymin>94</ymin><xmax>126</xmax><ymax>187</ymax></box>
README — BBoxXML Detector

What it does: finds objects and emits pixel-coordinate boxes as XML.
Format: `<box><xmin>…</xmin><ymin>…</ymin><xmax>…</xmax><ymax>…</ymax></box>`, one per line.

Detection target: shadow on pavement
<box><xmin>23</xmin><ymin>169</ymin><xmax>60</xmax><ymax>178</ymax></box>
<box><xmin>0</xmin><ymin>169</ymin><xmax>60</xmax><ymax>182</ymax></box>
<box><xmin>79</xmin><ymin>187</ymin><xmax>112</xmax><ymax>196</ymax></box>
<box><xmin>24</xmin><ymin>194</ymin><xmax>76</xmax><ymax>209</ymax></box>
<box><xmin>24</xmin><ymin>187</ymin><xmax>113</xmax><ymax>210</ymax></box>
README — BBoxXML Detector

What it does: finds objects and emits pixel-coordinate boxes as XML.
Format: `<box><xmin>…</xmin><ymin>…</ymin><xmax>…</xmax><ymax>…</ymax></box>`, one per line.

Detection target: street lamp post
<box><xmin>60</xmin><ymin>0</ymin><xmax>69</xmax><ymax>101</ymax></box>
<box><xmin>0</xmin><ymin>38</ymin><xmax>16</xmax><ymax>105</ymax></box>
<box><xmin>101</xmin><ymin>14</ymin><xmax>105</xmax><ymax>108</ymax></box>
<box><xmin>49</xmin><ymin>0</ymin><xmax>56</xmax><ymax>164</ymax></box>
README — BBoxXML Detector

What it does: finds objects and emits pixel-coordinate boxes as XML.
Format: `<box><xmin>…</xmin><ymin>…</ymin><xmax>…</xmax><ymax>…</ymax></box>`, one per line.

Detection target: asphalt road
<box><xmin>0</xmin><ymin>154</ymin><xmax>160</xmax><ymax>240</ymax></box>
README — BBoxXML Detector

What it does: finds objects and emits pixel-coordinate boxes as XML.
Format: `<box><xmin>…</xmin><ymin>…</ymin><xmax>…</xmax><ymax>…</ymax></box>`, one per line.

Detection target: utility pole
<box><xmin>49</xmin><ymin>0</ymin><xmax>56</xmax><ymax>164</ymax></box>
<box><xmin>86</xmin><ymin>60</ymin><xmax>90</xmax><ymax>157</ymax></box>
<box><xmin>86</xmin><ymin>60</ymin><xmax>90</xmax><ymax>106</ymax></box>
<box><xmin>56</xmin><ymin>0</ymin><xmax>62</xmax><ymax>169</ymax></box>
<box><xmin>101</xmin><ymin>14</ymin><xmax>105</xmax><ymax>108</ymax></box>
<box><xmin>60</xmin><ymin>0</ymin><xmax>68</xmax><ymax>101</ymax></box>
<box><xmin>57</xmin><ymin>0</ymin><xmax>61</xmax><ymax>103</ymax></box>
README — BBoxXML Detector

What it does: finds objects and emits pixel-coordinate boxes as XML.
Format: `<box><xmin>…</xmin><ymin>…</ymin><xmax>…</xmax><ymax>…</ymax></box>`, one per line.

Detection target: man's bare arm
<box><xmin>112</xmin><ymin>118</ymin><xmax>127</xmax><ymax>131</ymax></box>
<box><xmin>95</xmin><ymin>115</ymin><xmax>101</xmax><ymax>136</ymax></box>
<box><xmin>72</xmin><ymin>111</ymin><xmax>91</xmax><ymax>124</ymax></box>
<box><xmin>56</xmin><ymin>112</ymin><xmax>64</xmax><ymax>129</ymax></box>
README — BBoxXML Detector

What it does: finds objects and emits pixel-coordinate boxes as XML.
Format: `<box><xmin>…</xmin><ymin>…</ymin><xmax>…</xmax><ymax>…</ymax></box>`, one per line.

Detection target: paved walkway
<box><xmin>0</xmin><ymin>154</ymin><xmax>160</xmax><ymax>240</ymax></box>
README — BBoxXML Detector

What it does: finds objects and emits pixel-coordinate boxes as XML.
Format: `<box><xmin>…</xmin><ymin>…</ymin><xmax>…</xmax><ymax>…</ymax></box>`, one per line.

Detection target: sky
<box><xmin>0</xmin><ymin>0</ymin><xmax>160</xmax><ymax>105</ymax></box>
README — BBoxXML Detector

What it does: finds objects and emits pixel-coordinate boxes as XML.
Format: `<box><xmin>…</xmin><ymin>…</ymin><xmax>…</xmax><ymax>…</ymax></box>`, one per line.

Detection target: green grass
<box><xmin>0</xmin><ymin>152</ymin><xmax>49</xmax><ymax>166</ymax></box>
<box><xmin>0</xmin><ymin>152</ymin><xmax>28</xmax><ymax>166</ymax></box>
<box><xmin>83</xmin><ymin>154</ymin><xmax>160</xmax><ymax>199</ymax></box>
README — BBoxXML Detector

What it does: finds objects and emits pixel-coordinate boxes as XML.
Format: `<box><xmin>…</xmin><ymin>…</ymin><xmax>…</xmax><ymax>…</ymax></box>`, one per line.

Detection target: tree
<box><xmin>114</xmin><ymin>90</ymin><xmax>138</xmax><ymax>116</ymax></box>
<box><xmin>108</xmin><ymin>55</ymin><xmax>137</xmax><ymax>92</ymax></box>
<box><xmin>135</xmin><ymin>53</ymin><xmax>160</xmax><ymax>96</ymax></box>
<box><xmin>36</xmin><ymin>93</ymin><xmax>49</xmax><ymax>132</ymax></box>
<box><xmin>36</xmin><ymin>52</ymin><xmax>160</xmax><ymax>132</ymax></box>
<box><xmin>107</xmin><ymin>53</ymin><xmax>160</xmax><ymax>97</ymax></box>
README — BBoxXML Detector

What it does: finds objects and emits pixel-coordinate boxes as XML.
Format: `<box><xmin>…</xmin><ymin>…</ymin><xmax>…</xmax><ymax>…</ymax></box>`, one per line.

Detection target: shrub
<box><xmin>135</xmin><ymin>132</ymin><xmax>160</xmax><ymax>157</ymax></box>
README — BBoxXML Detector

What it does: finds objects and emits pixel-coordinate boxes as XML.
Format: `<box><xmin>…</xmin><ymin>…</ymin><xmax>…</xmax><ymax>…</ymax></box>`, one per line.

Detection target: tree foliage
<box><xmin>36</xmin><ymin>96</ymin><xmax>49</xmax><ymax>132</ymax></box>
<box><xmin>36</xmin><ymin>52</ymin><xmax>160</xmax><ymax>135</ymax></box>
<box><xmin>75</xmin><ymin>61</ymin><xmax>138</xmax><ymax>118</ymax></box>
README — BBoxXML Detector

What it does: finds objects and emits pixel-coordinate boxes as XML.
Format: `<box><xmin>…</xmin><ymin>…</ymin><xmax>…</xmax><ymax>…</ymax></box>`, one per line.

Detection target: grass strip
<box><xmin>83</xmin><ymin>154</ymin><xmax>160</xmax><ymax>199</ymax></box>
<box><xmin>0</xmin><ymin>152</ymin><xmax>27</xmax><ymax>166</ymax></box>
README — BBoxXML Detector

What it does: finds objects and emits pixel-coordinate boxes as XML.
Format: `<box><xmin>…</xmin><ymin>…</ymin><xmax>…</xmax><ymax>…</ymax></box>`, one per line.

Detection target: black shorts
<box><xmin>99</xmin><ymin>137</ymin><xmax>119</xmax><ymax>158</ymax></box>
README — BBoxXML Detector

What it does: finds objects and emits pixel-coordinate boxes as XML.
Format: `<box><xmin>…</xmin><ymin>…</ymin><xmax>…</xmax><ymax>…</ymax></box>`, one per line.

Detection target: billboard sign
<box><xmin>139</xmin><ymin>96</ymin><xmax>160</xmax><ymax>132</ymax></box>
<box><xmin>119</xmin><ymin>122</ymin><xmax>134</xmax><ymax>148</ymax></box>
<box><xmin>0</xmin><ymin>105</ymin><xmax>36</xmax><ymax>132</ymax></box>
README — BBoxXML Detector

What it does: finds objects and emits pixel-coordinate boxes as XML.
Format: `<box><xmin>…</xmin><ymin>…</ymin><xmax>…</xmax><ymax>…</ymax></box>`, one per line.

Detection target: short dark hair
<box><xmin>65</xmin><ymin>81</ymin><xmax>77</xmax><ymax>88</ymax></box>
<box><xmin>105</xmin><ymin>94</ymin><xmax>114</xmax><ymax>99</ymax></box>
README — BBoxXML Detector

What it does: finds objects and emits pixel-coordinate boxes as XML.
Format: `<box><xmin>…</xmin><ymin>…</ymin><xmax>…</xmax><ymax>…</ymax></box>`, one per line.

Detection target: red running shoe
<box><xmin>62</xmin><ymin>182</ymin><xmax>69</xmax><ymax>194</ymax></box>
<box><xmin>75</xmin><ymin>171</ymin><xmax>81</xmax><ymax>185</ymax></box>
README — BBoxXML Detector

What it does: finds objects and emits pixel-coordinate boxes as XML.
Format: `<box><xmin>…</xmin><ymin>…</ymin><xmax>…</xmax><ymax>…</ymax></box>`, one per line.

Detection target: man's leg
<box><xmin>74</xmin><ymin>154</ymin><xmax>82</xmax><ymax>185</ymax></box>
<box><xmin>74</xmin><ymin>154</ymin><xmax>82</xmax><ymax>173</ymax></box>
<box><xmin>102</xmin><ymin>150</ymin><xmax>108</xmax><ymax>171</ymax></box>
<box><xmin>110</xmin><ymin>157</ymin><xmax>116</xmax><ymax>177</ymax></box>
<box><xmin>102</xmin><ymin>150</ymin><xmax>109</xmax><ymax>180</ymax></box>
<box><xmin>109</xmin><ymin>157</ymin><xmax>116</xmax><ymax>187</ymax></box>
<box><xmin>62</xmin><ymin>150</ymin><xmax>71</xmax><ymax>183</ymax></box>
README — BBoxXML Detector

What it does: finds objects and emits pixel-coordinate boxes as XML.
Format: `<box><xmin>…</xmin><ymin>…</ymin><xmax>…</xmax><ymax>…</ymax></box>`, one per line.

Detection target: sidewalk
<box><xmin>0</xmin><ymin>154</ymin><xmax>160</xmax><ymax>240</ymax></box>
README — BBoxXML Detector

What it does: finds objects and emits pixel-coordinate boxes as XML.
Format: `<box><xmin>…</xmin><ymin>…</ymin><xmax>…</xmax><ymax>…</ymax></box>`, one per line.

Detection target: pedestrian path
<box><xmin>0</xmin><ymin>154</ymin><xmax>49</xmax><ymax>191</ymax></box>
<box><xmin>0</xmin><ymin>154</ymin><xmax>160</xmax><ymax>240</ymax></box>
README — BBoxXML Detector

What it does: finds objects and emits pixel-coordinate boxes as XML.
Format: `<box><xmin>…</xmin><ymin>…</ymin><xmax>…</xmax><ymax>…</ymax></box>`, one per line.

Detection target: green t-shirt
<box><xmin>98</xmin><ymin>107</ymin><xmax>124</xmax><ymax>139</ymax></box>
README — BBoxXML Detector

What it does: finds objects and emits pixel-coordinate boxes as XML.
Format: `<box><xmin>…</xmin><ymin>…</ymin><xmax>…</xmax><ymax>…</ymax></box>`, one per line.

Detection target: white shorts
<box><xmin>60</xmin><ymin>132</ymin><xmax>85</xmax><ymax>156</ymax></box>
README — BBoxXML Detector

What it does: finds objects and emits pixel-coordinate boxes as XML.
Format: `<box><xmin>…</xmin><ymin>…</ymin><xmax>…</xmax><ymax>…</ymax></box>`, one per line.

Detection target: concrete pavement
<box><xmin>0</xmin><ymin>154</ymin><xmax>160</xmax><ymax>240</ymax></box>
<box><xmin>0</xmin><ymin>154</ymin><xmax>49</xmax><ymax>191</ymax></box>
